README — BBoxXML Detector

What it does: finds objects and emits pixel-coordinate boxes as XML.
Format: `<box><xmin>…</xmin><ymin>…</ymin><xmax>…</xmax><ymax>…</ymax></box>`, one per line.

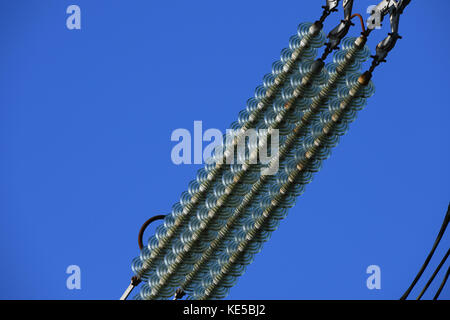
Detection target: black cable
<box><xmin>121</xmin><ymin>214</ymin><xmax>166</xmax><ymax>300</ymax></box>
<box><xmin>400</xmin><ymin>203</ymin><xmax>450</xmax><ymax>300</ymax></box>
<box><xmin>433</xmin><ymin>265</ymin><xmax>450</xmax><ymax>300</ymax></box>
<box><xmin>417</xmin><ymin>248</ymin><xmax>450</xmax><ymax>299</ymax></box>
<box><xmin>138</xmin><ymin>214</ymin><xmax>166</xmax><ymax>250</ymax></box>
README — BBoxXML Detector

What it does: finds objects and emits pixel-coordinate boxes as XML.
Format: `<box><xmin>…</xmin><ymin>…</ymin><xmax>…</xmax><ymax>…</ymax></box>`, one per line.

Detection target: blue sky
<box><xmin>0</xmin><ymin>0</ymin><xmax>449</xmax><ymax>299</ymax></box>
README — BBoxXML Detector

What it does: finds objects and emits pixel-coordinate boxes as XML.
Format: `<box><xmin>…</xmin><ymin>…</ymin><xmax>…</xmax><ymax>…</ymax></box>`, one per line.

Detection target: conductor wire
<box><xmin>351</xmin><ymin>13</ymin><xmax>366</xmax><ymax>34</ymax></box>
<box><xmin>138</xmin><ymin>215</ymin><xmax>166</xmax><ymax>250</ymax></box>
<box><xmin>433</xmin><ymin>265</ymin><xmax>450</xmax><ymax>300</ymax></box>
<box><xmin>401</xmin><ymin>203</ymin><xmax>450</xmax><ymax>300</ymax></box>
<box><xmin>417</xmin><ymin>248</ymin><xmax>450</xmax><ymax>300</ymax></box>
<box><xmin>120</xmin><ymin>214</ymin><xmax>166</xmax><ymax>300</ymax></box>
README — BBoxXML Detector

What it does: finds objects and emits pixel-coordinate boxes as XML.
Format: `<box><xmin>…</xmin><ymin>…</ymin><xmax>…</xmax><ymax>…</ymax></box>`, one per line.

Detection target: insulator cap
<box><xmin>131</xmin><ymin>276</ymin><xmax>142</xmax><ymax>286</ymax></box>
<box><xmin>311</xmin><ymin>59</ymin><xmax>325</xmax><ymax>74</ymax></box>
<box><xmin>354</xmin><ymin>35</ymin><xmax>367</xmax><ymax>48</ymax></box>
<box><xmin>358</xmin><ymin>71</ymin><xmax>372</xmax><ymax>86</ymax></box>
<box><xmin>309</xmin><ymin>21</ymin><xmax>323</xmax><ymax>36</ymax></box>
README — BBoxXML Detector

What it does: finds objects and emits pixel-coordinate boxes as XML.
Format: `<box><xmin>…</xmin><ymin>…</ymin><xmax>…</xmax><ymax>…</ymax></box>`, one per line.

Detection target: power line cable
<box><xmin>417</xmin><ymin>248</ymin><xmax>449</xmax><ymax>300</ymax></box>
<box><xmin>400</xmin><ymin>203</ymin><xmax>450</xmax><ymax>300</ymax></box>
<box><xmin>120</xmin><ymin>214</ymin><xmax>166</xmax><ymax>300</ymax></box>
<box><xmin>433</xmin><ymin>265</ymin><xmax>450</xmax><ymax>300</ymax></box>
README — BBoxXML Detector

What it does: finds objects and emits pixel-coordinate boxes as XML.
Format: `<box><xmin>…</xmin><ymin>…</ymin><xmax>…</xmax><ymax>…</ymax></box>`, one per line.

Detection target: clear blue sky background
<box><xmin>1</xmin><ymin>0</ymin><xmax>449</xmax><ymax>300</ymax></box>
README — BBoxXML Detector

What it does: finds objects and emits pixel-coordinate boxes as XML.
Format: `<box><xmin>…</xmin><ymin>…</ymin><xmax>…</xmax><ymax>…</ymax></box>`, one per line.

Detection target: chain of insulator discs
<box><xmin>187</xmin><ymin>37</ymin><xmax>374</xmax><ymax>301</ymax></box>
<box><xmin>183</xmin><ymin>36</ymin><xmax>374</xmax><ymax>300</ymax></box>
<box><xmin>131</xmin><ymin>21</ymin><xmax>325</xmax><ymax>298</ymax></box>
<box><xmin>145</xmin><ymin>37</ymin><xmax>370</xmax><ymax>300</ymax></box>
<box><xmin>131</xmin><ymin>22</ymin><xmax>375</xmax><ymax>300</ymax></box>
<box><xmin>131</xmin><ymin>22</ymin><xmax>322</xmax><ymax>282</ymax></box>
<box><xmin>197</xmin><ymin>46</ymin><xmax>375</xmax><ymax>300</ymax></box>
<box><xmin>139</xmin><ymin>26</ymin><xmax>332</xmax><ymax>301</ymax></box>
